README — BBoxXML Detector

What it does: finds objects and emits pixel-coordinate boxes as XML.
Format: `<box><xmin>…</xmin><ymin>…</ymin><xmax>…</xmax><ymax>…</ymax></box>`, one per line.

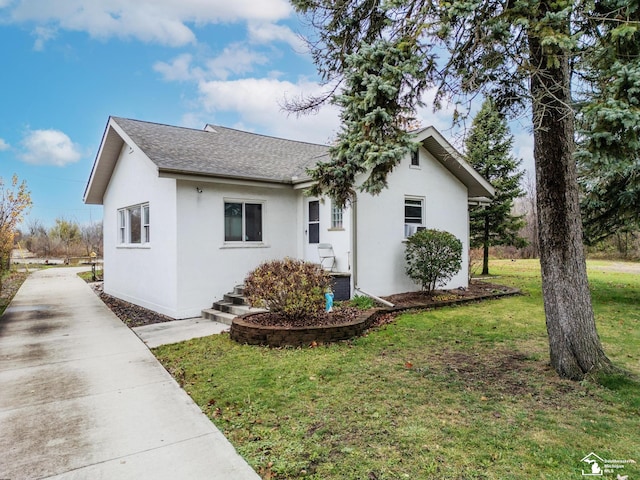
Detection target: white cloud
<box><xmin>154</xmin><ymin>54</ymin><xmax>199</xmax><ymax>82</ymax></box>
<box><xmin>32</xmin><ymin>25</ymin><xmax>57</xmax><ymax>51</ymax></box>
<box><xmin>513</xmin><ymin>129</ymin><xmax>535</xmax><ymax>175</ymax></box>
<box><xmin>7</xmin><ymin>0</ymin><xmax>293</xmax><ymax>47</ymax></box>
<box><xmin>0</xmin><ymin>138</ymin><xmax>9</xmax><ymax>151</ymax></box>
<box><xmin>20</xmin><ymin>129</ymin><xmax>83</xmax><ymax>166</ymax></box>
<box><xmin>156</xmin><ymin>45</ymin><xmax>276</xmax><ymax>83</ymax></box>
<box><xmin>205</xmin><ymin>44</ymin><xmax>269</xmax><ymax>80</ymax></box>
<box><xmin>248</xmin><ymin>22</ymin><xmax>306</xmax><ymax>52</ymax></box>
<box><xmin>193</xmin><ymin>77</ymin><xmax>476</xmax><ymax>148</ymax></box>
<box><xmin>197</xmin><ymin>77</ymin><xmax>340</xmax><ymax>144</ymax></box>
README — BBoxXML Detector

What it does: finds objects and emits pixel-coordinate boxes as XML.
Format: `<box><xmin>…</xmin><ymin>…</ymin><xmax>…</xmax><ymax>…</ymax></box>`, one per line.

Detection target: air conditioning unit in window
<box><xmin>404</xmin><ymin>224</ymin><xmax>425</xmax><ymax>237</ymax></box>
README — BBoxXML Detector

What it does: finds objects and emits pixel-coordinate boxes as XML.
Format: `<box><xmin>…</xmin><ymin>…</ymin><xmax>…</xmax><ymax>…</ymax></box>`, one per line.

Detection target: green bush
<box><xmin>244</xmin><ymin>258</ymin><xmax>331</xmax><ymax>319</ymax></box>
<box><xmin>405</xmin><ymin>229</ymin><xmax>463</xmax><ymax>294</ymax></box>
<box><xmin>349</xmin><ymin>295</ymin><xmax>376</xmax><ymax>309</ymax></box>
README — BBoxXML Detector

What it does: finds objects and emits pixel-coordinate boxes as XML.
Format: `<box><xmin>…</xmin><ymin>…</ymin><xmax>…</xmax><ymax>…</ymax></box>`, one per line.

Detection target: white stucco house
<box><xmin>84</xmin><ymin>117</ymin><xmax>494</xmax><ymax>319</ymax></box>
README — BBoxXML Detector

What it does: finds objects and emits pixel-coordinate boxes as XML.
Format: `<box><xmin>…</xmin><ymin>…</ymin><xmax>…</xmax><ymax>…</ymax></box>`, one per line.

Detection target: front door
<box><xmin>304</xmin><ymin>199</ymin><xmax>320</xmax><ymax>262</ymax></box>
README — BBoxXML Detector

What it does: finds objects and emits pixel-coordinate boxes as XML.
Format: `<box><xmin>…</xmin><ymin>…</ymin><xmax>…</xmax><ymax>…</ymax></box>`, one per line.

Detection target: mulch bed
<box><xmin>240</xmin><ymin>280</ymin><xmax>519</xmax><ymax>329</ymax></box>
<box><xmin>244</xmin><ymin>306</ymin><xmax>363</xmax><ymax>328</ymax></box>
<box><xmin>91</xmin><ymin>283</ymin><xmax>174</xmax><ymax>328</ymax></box>
<box><xmin>382</xmin><ymin>279</ymin><xmax>518</xmax><ymax>308</ymax></box>
<box><xmin>89</xmin><ymin>279</ymin><xmax>518</xmax><ymax>330</ymax></box>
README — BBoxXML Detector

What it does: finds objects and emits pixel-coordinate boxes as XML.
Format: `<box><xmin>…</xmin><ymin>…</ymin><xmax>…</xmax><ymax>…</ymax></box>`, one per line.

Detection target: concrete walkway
<box><xmin>133</xmin><ymin>317</ymin><xmax>229</xmax><ymax>349</ymax></box>
<box><xmin>0</xmin><ymin>268</ymin><xmax>260</xmax><ymax>480</ymax></box>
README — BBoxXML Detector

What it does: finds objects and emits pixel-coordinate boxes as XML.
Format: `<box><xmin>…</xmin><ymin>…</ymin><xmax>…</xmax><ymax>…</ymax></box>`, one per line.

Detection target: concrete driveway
<box><xmin>0</xmin><ymin>267</ymin><xmax>260</xmax><ymax>480</ymax></box>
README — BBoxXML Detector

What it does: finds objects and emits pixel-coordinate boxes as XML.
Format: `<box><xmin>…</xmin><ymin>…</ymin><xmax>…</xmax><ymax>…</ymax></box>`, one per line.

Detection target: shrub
<box><xmin>405</xmin><ymin>229</ymin><xmax>463</xmax><ymax>294</ymax></box>
<box><xmin>244</xmin><ymin>258</ymin><xmax>331</xmax><ymax>319</ymax></box>
<box><xmin>349</xmin><ymin>295</ymin><xmax>376</xmax><ymax>310</ymax></box>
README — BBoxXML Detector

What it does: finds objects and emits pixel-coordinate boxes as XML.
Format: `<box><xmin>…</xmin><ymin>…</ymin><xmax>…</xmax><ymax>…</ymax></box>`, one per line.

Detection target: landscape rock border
<box><xmin>230</xmin><ymin>308</ymin><xmax>383</xmax><ymax>347</ymax></box>
<box><xmin>230</xmin><ymin>284</ymin><xmax>521</xmax><ymax>347</ymax></box>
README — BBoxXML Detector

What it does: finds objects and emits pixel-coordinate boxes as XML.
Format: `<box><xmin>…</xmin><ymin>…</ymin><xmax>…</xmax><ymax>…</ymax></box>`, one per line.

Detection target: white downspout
<box><xmin>351</xmin><ymin>198</ymin><xmax>358</xmax><ymax>290</ymax></box>
<box><xmin>354</xmin><ymin>288</ymin><xmax>395</xmax><ymax>308</ymax></box>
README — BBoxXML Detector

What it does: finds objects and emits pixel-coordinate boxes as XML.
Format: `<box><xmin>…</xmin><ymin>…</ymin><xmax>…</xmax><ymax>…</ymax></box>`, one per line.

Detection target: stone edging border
<box><xmin>230</xmin><ymin>308</ymin><xmax>382</xmax><ymax>347</ymax></box>
<box><xmin>230</xmin><ymin>286</ymin><xmax>521</xmax><ymax>347</ymax></box>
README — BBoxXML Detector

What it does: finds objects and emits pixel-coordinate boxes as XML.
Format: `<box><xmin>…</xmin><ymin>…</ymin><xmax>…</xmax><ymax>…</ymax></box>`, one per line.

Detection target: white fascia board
<box><xmin>158</xmin><ymin>171</ymin><xmax>293</xmax><ymax>190</ymax></box>
<box><xmin>84</xmin><ymin>118</ymin><xmax>124</xmax><ymax>205</ymax></box>
<box><xmin>292</xmin><ymin>179</ymin><xmax>314</xmax><ymax>190</ymax></box>
<box><xmin>468</xmin><ymin>196</ymin><xmax>493</xmax><ymax>206</ymax></box>
<box><xmin>414</xmin><ymin>126</ymin><xmax>496</xmax><ymax>199</ymax></box>
<box><xmin>83</xmin><ymin>117</ymin><xmax>159</xmax><ymax>205</ymax></box>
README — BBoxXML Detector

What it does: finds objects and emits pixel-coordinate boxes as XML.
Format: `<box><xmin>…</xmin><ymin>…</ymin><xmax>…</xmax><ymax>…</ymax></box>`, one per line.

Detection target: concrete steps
<box><xmin>201</xmin><ymin>309</ymin><xmax>236</xmax><ymax>325</ymax></box>
<box><xmin>201</xmin><ymin>285</ymin><xmax>266</xmax><ymax>326</ymax></box>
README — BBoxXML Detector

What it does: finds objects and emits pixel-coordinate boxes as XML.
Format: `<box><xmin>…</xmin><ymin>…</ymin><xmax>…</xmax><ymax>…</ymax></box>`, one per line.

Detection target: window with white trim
<box><xmin>224</xmin><ymin>201</ymin><xmax>263</xmax><ymax>242</ymax></box>
<box><xmin>142</xmin><ymin>204</ymin><xmax>150</xmax><ymax>243</ymax></box>
<box><xmin>118</xmin><ymin>210</ymin><xmax>125</xmax><ymax>244</ymax></box>
<box><xmin>331</xmin><ymin>201</ymin><xmax>343</xmax><ymax>229</ymax></box>
<box><xmin>404</xmin><ymin>197</ymin><xmax>424</xmax><ymax>237</ymax></box>
<box><xmin>411</xmin><ymin>149</ymin><xmax>420</xmax><ymax>166</ymax></box>
<box><xmin>117</xmin><ymin>203</ymin><xmax>150</xmax><ymax>245</ymax></box>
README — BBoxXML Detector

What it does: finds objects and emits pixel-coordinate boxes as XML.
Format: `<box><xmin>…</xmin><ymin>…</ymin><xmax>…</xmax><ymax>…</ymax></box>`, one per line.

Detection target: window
<box><xmin>404</xmin><ymin>197</ymin><xmax>424</xmax><ymax>237</ymax></box>
<box><xmin>143</xmin><ymin>204</ymin><xmax>150</xmax><ymax>243</ymax></box>
<box><xmin>118</xmin><ymin>203</ymin><xmax>150</xmax><ymax>245</ymax></box>
<box><xmin>405</xmin><ymin>198</ymin><xmax>423</xmax><ymax>224</ymax></box>
<box><xmin>411</xmin><ymin>149</ymin><xmax>420</xmax><ymax>167</ymax></box>
<box><xmin>225</xmin><ymin>201</ymin><xmax>263</xmax><ymax>242</ymax></box>
<box><xmin>331</xmin><ymin>202</ymin><xmax>343</xmax><ymax>229</ymax></box>
<box><xmin>118</xmin><ymin>210</ymin><xmax>125</xmax><ymax>244</ymax></box>
<box><xmin>129</xmin><ymin>206</ymin><xmax>141</xmax><ymax>243</ymax></box>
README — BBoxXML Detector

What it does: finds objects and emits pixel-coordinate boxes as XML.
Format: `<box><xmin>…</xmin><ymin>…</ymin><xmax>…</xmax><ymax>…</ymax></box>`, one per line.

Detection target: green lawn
<box><xmin>77</xmin><ymin>267</ymin><xmax>103</xmax><ymax>283</ymax></box>
<box><xmin>154</xmin><ymin>260</ymin><xmax>640</xmax><ymax>479</ymax></box>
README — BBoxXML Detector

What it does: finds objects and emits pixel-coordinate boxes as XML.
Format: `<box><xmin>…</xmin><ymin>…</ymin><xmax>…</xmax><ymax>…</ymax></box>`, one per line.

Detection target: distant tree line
<box><xmin>489</xmin><ymin>174</ymin><xmax>640</xmax><ymax>261</ymax></box>
<box><xmin>18</xmin><ymin>218</ymin><xmax>103</xmax><ymax>261</ymax></box>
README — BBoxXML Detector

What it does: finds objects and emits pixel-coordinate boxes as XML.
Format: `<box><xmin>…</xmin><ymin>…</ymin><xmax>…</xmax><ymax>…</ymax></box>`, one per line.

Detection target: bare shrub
<box><xmin>244</xmin><ymin>258</ymin><xmax>331</xmax><ymax>320</ymax></box>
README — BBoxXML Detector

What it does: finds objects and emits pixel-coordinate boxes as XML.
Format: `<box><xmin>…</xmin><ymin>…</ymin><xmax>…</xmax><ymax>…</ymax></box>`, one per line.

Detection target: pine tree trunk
<box><xmin>482</xmin><ymin>215</ymin><xmax>490</xmax><ymax>275</ymax></box>
<box><xmin>529</xmin><ymin>21</ymin><xmax>612</xmax><ymax>380</ymax></box>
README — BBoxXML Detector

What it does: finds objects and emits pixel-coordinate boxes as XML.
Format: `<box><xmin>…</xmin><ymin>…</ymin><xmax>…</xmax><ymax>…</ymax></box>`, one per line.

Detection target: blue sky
<box><xmin>0</xmin><ymin>0</ymin><xmax>533</xmax><ymax>230</ymax></box>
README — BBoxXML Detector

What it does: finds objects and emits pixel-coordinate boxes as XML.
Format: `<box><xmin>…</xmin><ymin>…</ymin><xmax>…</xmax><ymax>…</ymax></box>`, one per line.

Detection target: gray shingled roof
<box><xmin>113</xmin><ymin>117</ymin><xmax>329</xmax><ymax>183</ymax></box>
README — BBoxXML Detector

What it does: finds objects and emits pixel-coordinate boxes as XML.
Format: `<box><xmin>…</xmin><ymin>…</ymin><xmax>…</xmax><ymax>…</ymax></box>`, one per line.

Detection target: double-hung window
<box><xmin>118</xmin><ymin>210</ymin><xmax>126</xmax><ymax>244</ymax></box>
<box><xmin>331</xmin><ymin>201</ymin><xmax>343</xmax><ymax>229</ymax></box>
<box><xmin>224</xmin><ymin>201</ymin><xmax>263</xmax><ymax>242</ymax></box>
<box><xmin>411</xmin><ymin>149</ymin><xmax>420</xmax><ymax>167</ymax></box>
<box><xmin>117</xmin><ymin>203</ymin><xmax>150</xmax><ymax>245</ymax></box>
<box><xmin>142</xmin><ymin>204</ymin><xmax>150</xmax><ymax>243</ymax></box>
<box><xmin>404</xmin><ymin>197</ymin><xmax>424</xmax><ymax>237</ymax></box>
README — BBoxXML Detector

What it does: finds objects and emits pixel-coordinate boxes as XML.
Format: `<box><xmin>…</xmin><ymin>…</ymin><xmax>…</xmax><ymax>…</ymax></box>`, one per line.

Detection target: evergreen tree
<box><xmin>466</xmin><ymin>99</ymin><xmax>525</xmax><ymax>275</ymax></box>
<box><xmin>576</xmin><ymin>0</ymin><xmax>640</xmax><ymax>244</ymax></box>
<box><xmin>290</xmin><ymin>0</ymin><xmax>633</xmax><ymax>379</ymax></box>
<box><xmin>308</xmin><ymin>41</ymin><xmax>422</xmax><ymax>205</ymax></box>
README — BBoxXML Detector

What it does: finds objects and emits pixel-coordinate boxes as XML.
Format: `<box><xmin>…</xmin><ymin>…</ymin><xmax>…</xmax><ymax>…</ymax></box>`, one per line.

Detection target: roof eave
<box><xmin>468</xmin><ymin>196</ymin><xmax>493</xmax><ymax>206</ymax></box>
<box><xmin>415</xmin><ymin>126</ymin><xmax>495</xmax><ymax>199</ymax></box>
<box><xmin>157</xmin><ymin>168</ymin><xmax>295</xmax><ymax>187</ymax></box>
<box><xmin>83</xmin><ymin>118</ymin><xmax>126</xmax><ymax>205</ymax></box>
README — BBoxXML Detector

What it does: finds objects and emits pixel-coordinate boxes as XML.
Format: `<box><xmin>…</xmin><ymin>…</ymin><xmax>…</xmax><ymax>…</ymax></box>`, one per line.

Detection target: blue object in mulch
<box><xmin>325</xmin><ymin>291</ymin><xmax>334</xmax><ymax>313</ymax></box>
